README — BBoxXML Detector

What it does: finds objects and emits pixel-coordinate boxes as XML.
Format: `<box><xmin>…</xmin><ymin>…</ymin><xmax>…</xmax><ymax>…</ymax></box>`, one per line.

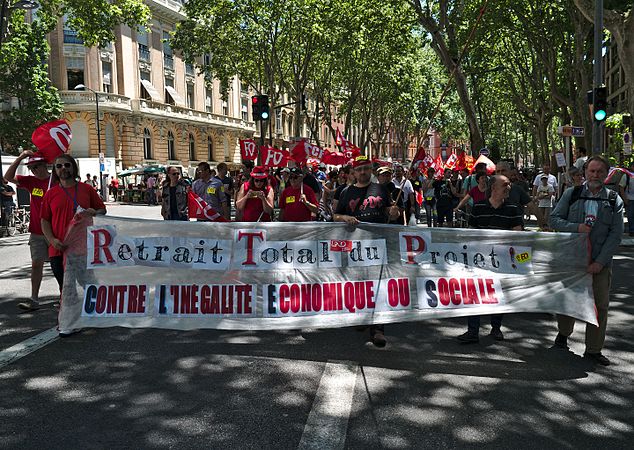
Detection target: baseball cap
<box><xmin>352</xmin><ymin>155</ymin><xmax>371</xmax><ymax>168</ymax></box>
<box><xmin>377</xmin><ymin>166</ymin><xmax>393</xmax><ymax>175</ymax></box>
<box><xmin>250</xmin><ymin>166</ymin><xmax>268</xmax><ymax>179</ymax></box>
<box><xmin>289</xmin><ymin>167</ymin><xmax>302</xmax><ymax>177</ymax></box>
<box><xmin>26</xmin><ymin>155</ymin><xmax>47</xmax><ymax>166</ymax></box>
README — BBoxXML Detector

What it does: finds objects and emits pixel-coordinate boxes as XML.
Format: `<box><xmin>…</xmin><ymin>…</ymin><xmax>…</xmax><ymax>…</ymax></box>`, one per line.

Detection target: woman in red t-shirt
<box><xmin>454</xmin><ymin>172</ymin><xmax>488</xmax><ymax>211</ymax></box>
<box><xmin>235</xmin><ymin>166</ymin><xmax>275</xmax><ymax>222</ymax></box>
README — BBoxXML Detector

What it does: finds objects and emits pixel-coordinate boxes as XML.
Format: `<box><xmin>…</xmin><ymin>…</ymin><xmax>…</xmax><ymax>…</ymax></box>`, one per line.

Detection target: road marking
<box><xmin>298</xmin><ymin>361</ymin><xmax>359</xmax><ymax>450</ymax></box>
<box><xmin>0</xmin><ymin>327</ymin><xmax>58</xmax><ymax>368</ymax></box>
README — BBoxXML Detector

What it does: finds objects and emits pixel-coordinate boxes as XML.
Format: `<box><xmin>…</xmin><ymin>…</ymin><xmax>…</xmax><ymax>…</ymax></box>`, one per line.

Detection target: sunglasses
<box><xmin>55</xmin><ymin>163</ymin><xmax>72</xmax><ymax>169</ymax></box>
<box><xmin>253</xmin><ymin>178</ymin><xmax>265</xmax><ymax>182</ymax></box>
<box><xmin>169</xmin><ymin>172</ymin><xmax>180</xmax><ymax>176</ymax></box>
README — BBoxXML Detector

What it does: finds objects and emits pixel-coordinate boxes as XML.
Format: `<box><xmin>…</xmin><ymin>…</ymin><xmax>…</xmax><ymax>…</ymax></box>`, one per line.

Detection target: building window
<box><xmin>205</xmin><ymin>88</ymin><xmax>213</xmax><ymax>113</ymax></box>
<box><xmin>207</xmin><ymin>136</ymin><xmax>213</xmax><ymax>161</ymax></box>
<box><xmin>143</xmin><ymin>128</ymin><xmax>152</xmax><ymax>159</ymax></box>
<box><xmin>165</xmin><ymin>77</ymin><xmax>175</xmax><ymax>105</ymax></box>
<box><xmin>66</xmin><ymin>56</ymin><xmax>84</xmax><ymax>90</ymax></box>
<box><xmin>186</xmin><ymin>83</ymin><xmax>194</xmax><ymax>109</ymax></box>
<box><xmin>276</xmin><ymin>110</ymin><xmax>282</xmax><ymax>132</ymax></box>
<box><xmin>189</xmin><ymin>133</ymin><xmax>196</xmax><ymax>161</ymax></box>
<box><xmin>241</xmin><ymin>98</ymin><xmax>248</xmax><ymax>121</ymax></box>
<box><xmin>167</xmin><ymin>131</ymin><xmax>176</xmax><ymax>160</ymax></box>
<box><xmin>222</xmin><ymin>100</ymin><xmax>228</xmax><ymax>116</ymax></box>
<box><xmin>185</xmin><ymin>63</ymin><xmax>195</xmax><ymax>77</ymax></box>
<box><xmin>102</xmin><ymin>61</ymin><xmax>112</xmax><ymax>93</ymax></box>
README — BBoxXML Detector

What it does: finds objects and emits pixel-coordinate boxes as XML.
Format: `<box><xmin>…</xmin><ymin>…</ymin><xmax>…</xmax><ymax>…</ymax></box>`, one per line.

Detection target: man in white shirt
<box><xmin>573</xmin><ymin>147</ymin><xmax>588</xmax><ymax>171</ymax></box>
<box><xmin>532</xmin><ymin>164</ymin><xmax>558</xmax><ymax>198</ymax></box>
<box><xmin>392</xmin><ymin>164</ymin><xmax>415</xmax><ymax>220</ymax></box>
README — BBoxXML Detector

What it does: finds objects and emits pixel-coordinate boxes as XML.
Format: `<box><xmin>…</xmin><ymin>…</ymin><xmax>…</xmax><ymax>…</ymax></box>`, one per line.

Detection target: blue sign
<box><xmin>479</xmin><ymin>147</ymin><xmax>489</xmax><ymax>156</ymax></box>
<box><xmin>100</xmin><ymin>163</ymin><xmax>105</xmax><ymax>171</ymax></box>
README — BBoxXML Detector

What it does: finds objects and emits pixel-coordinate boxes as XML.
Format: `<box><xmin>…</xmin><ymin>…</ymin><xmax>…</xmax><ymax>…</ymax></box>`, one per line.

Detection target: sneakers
<box><xmin>490</xmin><ymin>328</ymin><xmax>504</xmax><ymax>341</ymax></box>
<box><xmin>18</xmin><ymin>300</ymin><xmax>40</xmax><ymax>311</ymax></box>
<box><xmin>457</xmin><ymin>331</ymin><xmax>479</xmax><ymax>343</ymax></box>
<box><xmin>553</xmin><ymin>334</ymin><xmax>569</xmax><ymax>349</ymax></box>
<box><xmin>584</xmin><ymin>352</ymin><xmax>610</xmax><ymax>366</ymax></box>
<box><xmin>59</xmin><ymin>328</ymin><xmax>82</xmax><ymax>338</ymax></box>
<box><xmin>371</xmin><ymin>330</ymin><xmax>387</xmax><ymax>348</ymax></box>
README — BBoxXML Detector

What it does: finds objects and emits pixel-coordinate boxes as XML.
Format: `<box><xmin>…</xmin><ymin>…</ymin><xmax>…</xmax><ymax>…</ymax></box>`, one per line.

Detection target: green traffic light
<box><xmin>261</xmin><ymin>111</ymin><xmax>269</xmax><ymax>120</ymax></box>
<box><xmin>595</xmin><ymin>110</ymin><xmax>606</xmax><ymax>121</ymax></box>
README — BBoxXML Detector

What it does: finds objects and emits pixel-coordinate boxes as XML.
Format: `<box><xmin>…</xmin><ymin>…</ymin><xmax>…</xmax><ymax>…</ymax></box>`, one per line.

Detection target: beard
<box><xmin>587</xmin><ymin>180</ymin><xmax>603</xmax><ymax>190</ymax></box>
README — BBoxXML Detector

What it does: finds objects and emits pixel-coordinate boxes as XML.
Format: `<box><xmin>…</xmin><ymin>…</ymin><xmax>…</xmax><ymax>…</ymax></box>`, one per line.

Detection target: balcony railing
<box><xmin>63</xmin><ymin>30</ymin><xmax>83</xmax><ymax>45</ymax></box>
<box><xmin>164</xmin><ymin>54</ymin><xmax>174</xmax><ymax>70</ymax></box>
<box><xmin>138</xmin><ymin>44</ymin><xmax>150</xmax><ymax>62</ymax></box>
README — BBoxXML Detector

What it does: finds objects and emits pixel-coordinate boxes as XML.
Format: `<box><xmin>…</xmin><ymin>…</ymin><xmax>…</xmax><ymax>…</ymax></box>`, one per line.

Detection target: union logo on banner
<box><xmin>261</xmin><ymin>146</ymin><xmax>290</xmax><ymax>168</ymax></box>
<box><xmin>31</xmin><ymin>119</ymin><xmax>72</xmax><ymax>163</ymax></box>
<box><xmin>239</xmin><ymin>139</ymin><xmax>258</xmax><ymax>161</ymax></box>
<box><xmin>329</xmin><ymin>240</ymin><xmax>354</xmax><ymax>252</ymax></box>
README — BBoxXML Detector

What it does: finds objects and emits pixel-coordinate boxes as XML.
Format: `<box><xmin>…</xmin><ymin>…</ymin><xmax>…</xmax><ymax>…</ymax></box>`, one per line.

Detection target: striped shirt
<box><xmin>469</xmin><ymin>200</ymin><xmax>524</xmax><ymax>230</ymax></box>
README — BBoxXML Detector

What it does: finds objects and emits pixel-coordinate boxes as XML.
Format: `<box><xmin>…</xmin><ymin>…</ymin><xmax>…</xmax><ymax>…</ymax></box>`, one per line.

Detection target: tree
<box><xmin>0</xmin><ymin>0</ymin><xmax>150</xmax><ymax>152</ymax></box>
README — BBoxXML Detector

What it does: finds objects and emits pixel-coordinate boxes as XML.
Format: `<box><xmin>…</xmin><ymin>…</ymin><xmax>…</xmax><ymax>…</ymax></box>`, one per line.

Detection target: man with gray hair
<box><xmin>550</xmin><ymin>155</ymin><xmax>623</xmax><ymax>366</ymax></box>
<box><xmin>496</xmin><ymin>161</ymin><xmax>547</xmax><ymax>229</ymax></box>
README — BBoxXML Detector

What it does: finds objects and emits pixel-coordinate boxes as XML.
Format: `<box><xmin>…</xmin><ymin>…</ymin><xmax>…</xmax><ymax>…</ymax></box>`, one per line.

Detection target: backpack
<box><xmin>569</xmin><ymin>186</ymin><xmax>618</xmax><ymax>208</ymax></box>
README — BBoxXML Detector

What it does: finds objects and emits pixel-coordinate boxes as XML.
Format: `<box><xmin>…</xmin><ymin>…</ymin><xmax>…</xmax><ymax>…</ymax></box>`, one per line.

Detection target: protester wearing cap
<box><xmin>279</xmin><ymin>167</ymin><xmax>318</xmax><ymax>222</ymax></box>
<box><xmin>236</xmin><ymin>165</ymin><xmax>275</xmax><ymax>222</ymax></box>
<box><xmin>4</xmin><ymin>149</ymin><xmax>59</xmax><ymax>310</ymax></box>
<box><xmin>334</xmin><ymin>155</ymin><xmax>399</xmax><ymax>347</ymax></box>
<box><xmin>377</xmin><ymin>166</ymin><xmax>406</xmax><ymax>224</ymax></box>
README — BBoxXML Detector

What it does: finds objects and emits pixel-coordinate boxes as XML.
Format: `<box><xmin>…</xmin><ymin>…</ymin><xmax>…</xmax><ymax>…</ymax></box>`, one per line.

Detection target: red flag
<box><xmin>304</xmin><ymin>141</ymin><xmax>324</xmax><ymax>161</ymax></box>
<box><xmin>454</xmin><ymin>153</ymin><xmax>466</xmax><ymax>171</ymax></box>
<box><xmin>465</xmin><ymin>155</ymin><xmax>475</xmax><ymax>172</ymax></box>
<box><xmin>412</xmin><ymin>147</ymin><xmax>426</xmax><ymax>165</ymax></box>
<box><xmin>187</xmin><ymin>191</ymin><xmax>229</xmax><ymax>222</ymax></box>
<box><xmin>343</xmin><ymin>145</ymin><xmax>361</xmax><ymax>162</ymax></box>
<box><xmin>335</xmin><ymin>129</ymin><xmax>348</xmax><ymax>147</ymax></box>
<box><xmin>471</xmin><ymin>154</ymin><xmax>496</xmax><ymax>174</ymax></box>
<box><xmin>422</xmin><ymin>154</ymin><xmax>434</xmax><ymax>168</ymax></box>
<box><xmin>31</xmin><ymin>119</ymin><xmax>72</xmax><ymax>163</ymax></box>
<box><xmin>239</xmin><ymin>139</ymin><xmax>258</xmax><ymax>161</ymax></box>
<box><xmin>445</xmin><ymin>153</ymin><xmax>458</xmax><ymax>170</ymax></box>
<box><xmin>290</xmin><ymin>140</ymin><xmax>307</xmax><ymax>165</ymax></box>
<box><xmin>261</xmin><ymin>146</ymin><xmax>290</xmax><ymax>168</ymax></box>
<box><xmin>432</xmin><ymin>154</ymin><xmax>444</xmax><ymax>176</ymax></box>
<box><xmin>322</xmin><ymin>149</ymin><xmax>346</xmax><ymax>165</ymax></box>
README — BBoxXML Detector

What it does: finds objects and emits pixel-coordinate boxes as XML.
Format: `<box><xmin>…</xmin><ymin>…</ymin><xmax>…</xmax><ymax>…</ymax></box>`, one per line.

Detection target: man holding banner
<box><xmin>550</xmin><ymin>155</ymin><xmax>623</xmax><ymax>366</ymax></box>
<box><xmin>334</xmin><ymin>155</ymin><xmax>400</xmax><ymax>346</ymax></box>
<box><xmin>457</xmin><ymin>174</ymin><xmax>523</xmax><ymax>343</ymax></box>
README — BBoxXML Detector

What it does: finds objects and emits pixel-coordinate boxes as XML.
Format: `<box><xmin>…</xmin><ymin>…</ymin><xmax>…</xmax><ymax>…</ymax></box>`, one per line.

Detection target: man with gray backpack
<box><xmin>549</xmin><ymin>155</ymin><xmax>623</xmax><ymax>366</ymax></box>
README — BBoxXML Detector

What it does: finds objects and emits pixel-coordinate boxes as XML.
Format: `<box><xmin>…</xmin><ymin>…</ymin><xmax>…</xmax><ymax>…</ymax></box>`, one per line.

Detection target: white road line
<box><xmin>0</xmin><ymin>327</ymin><xmax>58</xmax><ymax>368</ymax></box>
<box><xmin>298</xmin><ymin>361</ymin><xmax>359</xmax><ymax>450</ymax></box>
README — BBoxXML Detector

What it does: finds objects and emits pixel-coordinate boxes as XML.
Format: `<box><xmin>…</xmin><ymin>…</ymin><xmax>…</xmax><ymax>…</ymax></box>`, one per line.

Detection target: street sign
<box><xmin>555</xmin><ymin>152</ymin><xmax>566</xmax><ymax>168</ymax></box>
<box><xmin>624</xmin><ymin>132</ymin><xmax>632</xmax><ymax>155</ymax></box>
<box><xmin>479</xmin><ymin>147</ymin><xmax>489</xmax><ymax>156</ymax></box>
<box><xmin>557</xmin><ymin>125</ymin><xmax>585</xmax><ymax>137</ymax></box>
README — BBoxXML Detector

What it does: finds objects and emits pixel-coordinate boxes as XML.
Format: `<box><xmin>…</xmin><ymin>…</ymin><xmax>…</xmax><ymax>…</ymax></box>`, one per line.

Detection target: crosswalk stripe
<box><xmin>298</xmin><ymin>361</ymin><xmax>359</xmax><ymax>450</ymax></box>
<box><xmin>0</xmin><ymin>327</ymin><xmax>58</xmax><ymax>368</ymax></box>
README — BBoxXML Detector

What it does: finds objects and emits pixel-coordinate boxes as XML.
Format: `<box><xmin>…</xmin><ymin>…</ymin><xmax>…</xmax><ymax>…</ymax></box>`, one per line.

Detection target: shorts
<box><xmin>29</xmin><ymin>233</ymin><xmax>49</xmax><ymax>262</ymax></box>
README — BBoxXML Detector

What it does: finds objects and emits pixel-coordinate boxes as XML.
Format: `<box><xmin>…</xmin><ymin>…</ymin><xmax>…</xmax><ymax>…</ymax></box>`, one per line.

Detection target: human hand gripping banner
<box><xmin>57</xmin><ymin>217</ymin><xmax>598</xmax><ymax>331</ymax></box>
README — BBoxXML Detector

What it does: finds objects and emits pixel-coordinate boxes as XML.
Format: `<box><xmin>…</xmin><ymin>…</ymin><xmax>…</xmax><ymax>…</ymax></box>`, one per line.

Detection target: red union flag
<box><xmin>31</xmin><ymin>119</ymin><xmax>72</xmax><ymax>163</ymax></box>
<box><xmin>305</xmin><ymin>142</ymin><xmax>324</xmax><ymax>160</ymax></box>
<box><xmin>187</xmin><ymin>191</ymin><xmax>229</xmax><ymax>222</ymax></box>
<box><xmin>261</xmin><ymin>146</ymin><xmax>290</xmax><ymax>168</ymax></box>
<box><xmin>290</xmin><ymin>140</ymin><xmax>307</xmax><ymax>165</ymax></box>
<box><xmin>240</xmin><ymin>139</ymin><xmax>258</xmax><ymax>161</ymax></box>
<box><xmin>329</xmin><ymin>240</ymin><xmax>353</xmax><ymax>252</ymax></box>
<box><xmin>335</xmin><ymin>129</ymin><xmax>347</xmax><ymax>147</ymax></box>
<box><xmin>445</xmin><ymin>153</ymin><xmax>458</xmax><ymax>169</ymax></box>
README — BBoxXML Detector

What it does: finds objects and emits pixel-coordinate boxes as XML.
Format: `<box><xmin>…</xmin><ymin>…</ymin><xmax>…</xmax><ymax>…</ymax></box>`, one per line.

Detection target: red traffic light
<box><xmin>252</xmin><ymin>96</ymin><xmax>259</xmax><ymax>105</ymax></box>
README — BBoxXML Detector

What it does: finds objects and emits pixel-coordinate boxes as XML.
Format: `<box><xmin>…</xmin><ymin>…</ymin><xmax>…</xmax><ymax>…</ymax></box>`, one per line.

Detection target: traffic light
<box><xmin>593</xmin><ymin>87</ymin><xmax>608</xmax><ymax>122</ymax></box>
<box><xmin>252</xmin><ymin>95</ymin><xmax>269</xmax><ymax>121</ymax></box>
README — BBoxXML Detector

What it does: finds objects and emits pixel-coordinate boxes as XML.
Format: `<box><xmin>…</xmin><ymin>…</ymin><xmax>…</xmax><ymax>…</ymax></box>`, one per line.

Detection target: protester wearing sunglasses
<box><xmin>235</xmin><ymin>166</ymin><xmax>274</xmax><ymax>222</ymax></box>
<box><xmin>278</xmin><ymin>167</ymin><xmax>318</xmax><ymax>222</ymax></box>
<box><xmin>40</xmin><ymin>154</ymin><xmax>106</xmax><ymax>336</ymax></box>
<box><xmin>160</xmin><ymin>167</ymin><xmax>189</xmax><ymax>221</ymax></box>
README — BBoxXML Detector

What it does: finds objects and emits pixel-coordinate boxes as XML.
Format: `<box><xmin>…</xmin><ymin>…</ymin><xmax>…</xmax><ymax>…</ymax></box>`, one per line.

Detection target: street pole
<box><xmin>75</xmin><ymin>84</ymin><xmax>103</xmax><ymax>197</ymax></box>
<box><xmin>592</xmin><ymin>0</ymin><xmax>604</xmax><ymax>156</ymax></box>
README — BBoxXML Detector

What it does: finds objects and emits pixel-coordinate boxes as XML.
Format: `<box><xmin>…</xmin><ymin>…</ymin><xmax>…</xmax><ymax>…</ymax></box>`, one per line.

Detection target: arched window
<box><xmin>105</xmin><ymin>123</ymin><xmax>115</xmax><ymax>158</ymax></box>
<box><xmin>189</xmin><ymin>133</ymin><xmax>196</xmax><ymax>161</ymax></box>
<box><xmin>69</xmin><ymin>121</ymin><xmax>89</xmax><ymax>157</ymax></box>
<box><xmin>167</xmin><ymin>131</ymin><xmax>175</xmax><ymax>160</ymax></box>
<box><xmin>207</xmin><ymin>135</ymin><xmax>213</xmax><ymax>161</ymax></box>
<box><xmin>143</xmin><ymin>128</ymin><xmax>152</xmax><ymax>159</ymax></box>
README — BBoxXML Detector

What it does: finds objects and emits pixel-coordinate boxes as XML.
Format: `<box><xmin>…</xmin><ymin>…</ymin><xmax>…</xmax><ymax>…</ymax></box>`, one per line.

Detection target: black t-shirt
<box><xmin>335</xmin><ymin>182</ymin><xmax>391</xmax><ymax>224</ymax></box>
<box><xmin>334</xmin><ymin>183</ymin><xmax>349</xmax><ymax>201</ymax></box>
<box><xmin>469</xmin><ymin>200</ymin><xmax>524</xmax><ymax>230</ymax></box>
<box><xmin>433</xmin><ymin>179</ymin><xmax>455</xmax><ymax>209</ymax></box>
<box><xmin>169</xmin><ymin>186</ymin><xmax>179</xmax><ymax>219</ymax></box>
<box><xmin>1</xmin><ymin>184</ymin><xmax>15</xmax><ymax>207</ymax></box>
<box><xmin>507</xmin><ymin>184</ymin><xmax>531</xmax><ymax>207</ymax></box>
<box><xmin>411</xmin><ymin>179</ymin><xmax>422</xmax><ymax>192</ymax></box>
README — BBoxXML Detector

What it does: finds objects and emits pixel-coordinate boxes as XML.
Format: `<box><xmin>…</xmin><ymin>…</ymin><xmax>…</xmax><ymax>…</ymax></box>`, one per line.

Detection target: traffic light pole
<box><xmin>592</xmin><ymin>0</ymin><xmax>603</xmax><ymax>156</ymax></box>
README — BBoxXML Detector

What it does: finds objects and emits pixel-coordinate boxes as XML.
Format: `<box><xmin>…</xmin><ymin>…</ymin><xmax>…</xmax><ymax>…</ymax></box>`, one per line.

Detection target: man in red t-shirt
<box><xmin>279</xmin><ymin>167</ymin><xmax>318</xmax><ymax>222</ymax></box>
<box><xmin>5</xmin><ymin>150</ymin><xmax>58</xmax><ymax>310</ymax></box>
<box><xmin>41</xmin><ymin>155</ymin><xmax>106</xmax><ymax>328</ymax></box>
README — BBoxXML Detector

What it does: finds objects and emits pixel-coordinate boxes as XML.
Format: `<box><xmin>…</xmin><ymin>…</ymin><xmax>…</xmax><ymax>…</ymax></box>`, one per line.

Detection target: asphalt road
<box><xmin>1</xmin><ymin>203</ymin><xmax>633</xmax><ymax>449</ymax></box>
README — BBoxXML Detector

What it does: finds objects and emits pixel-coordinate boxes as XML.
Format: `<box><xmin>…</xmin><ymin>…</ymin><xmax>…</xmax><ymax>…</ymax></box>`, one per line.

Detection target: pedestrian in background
<box><xmin>161</xmin><ymin>167</ymin><xmax>189</xmax><ymax>221</ymax></box>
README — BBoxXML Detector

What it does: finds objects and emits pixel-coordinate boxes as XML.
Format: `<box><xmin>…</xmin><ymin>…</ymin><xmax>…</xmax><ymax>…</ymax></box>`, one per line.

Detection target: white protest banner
<box><xmin>57</xmin><ymin>217</ymin><xmax>597</xmax><ymax>331</ymax></box>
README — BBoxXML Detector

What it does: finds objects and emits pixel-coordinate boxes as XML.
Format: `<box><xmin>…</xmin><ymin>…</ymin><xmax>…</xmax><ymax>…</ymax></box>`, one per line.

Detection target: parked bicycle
<box><xmin>1</xmin><ymin>206</ymin><xmax>30</xmax><ymax>237</ymax></box>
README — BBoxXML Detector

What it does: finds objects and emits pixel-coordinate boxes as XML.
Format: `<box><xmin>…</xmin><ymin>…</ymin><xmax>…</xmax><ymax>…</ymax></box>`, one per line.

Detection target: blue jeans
<box><xmin>468</xmin><ymin>314</ymin><xmax>503</xmax><ymax>334</ymax></box>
